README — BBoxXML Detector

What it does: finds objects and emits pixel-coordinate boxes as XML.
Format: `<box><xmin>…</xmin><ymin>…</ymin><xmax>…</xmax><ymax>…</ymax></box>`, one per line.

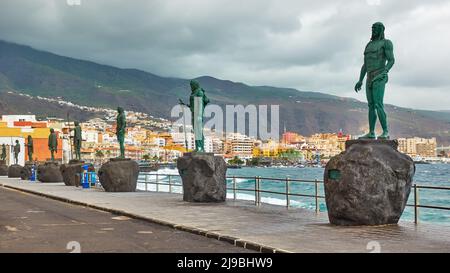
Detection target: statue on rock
<box><xmin>48</xmin><ymin>128</ymin><xmax>58</xmax><ymax>161</ymax></box>
<box><xmin>355</xmin><ymin>22</ymin><xmax>395</xmax><ymax>140</ymax></box>
<box><xmin>73</xmin><ymin>121</ymin><xmax>82</xmax><ymax>160</ymax></box>
<box><xmin>26</xmin><ymin>135</ymin><xmax>33</xmax><ymax>162</ymax></box>
<box><xmin>179</xmin><ymin>80</ymin><xmax>210</xmax><ymax>152</ymax></box>
<box><xmin>13</xmin><ymin>140</ymin><xmax>20</xmax><ymax>165</ymax></box>
<box><xmin>116</xmin><ymin>107</ymin><xmax>126</xmax><ymax>158</ymax></box>
<box><xmin>1</xmin><ymin>144</ymin><xmax>6</xmax><ymax>161</ymax></box>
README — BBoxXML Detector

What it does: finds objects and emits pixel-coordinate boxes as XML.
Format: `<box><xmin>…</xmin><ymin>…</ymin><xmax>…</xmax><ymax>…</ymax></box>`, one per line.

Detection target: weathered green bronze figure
<box><xmin>116</xmin><ymin>107</ymin><xmax>126</xmax><ymax>158</ymax></box>
<box><xmin>13</xmin><ymin>140</ymin><xmax>20</xmax><ymax>165</ymax></box>
<box><xmin>180</xmin><ymin>80</ymin><xmax>210</xmax><ymax>152</ymax></box>
<box><xmin>26</xmin><ymin>135</ymin><xmax>33</xmax><ymax>162</ymax></box>
<box><xmin>1</xmin><ymin>144</ymin><xmax>6</xmax><ymax>161</ymax></box>
<box><xmin>48</xmin><ymin>128</ymin><xmax>58</xmax><ymax>161</ymax></box>
<box><xmin>355</xmin><ymin>22</ymin><xmax>395</xmax><ymax>139</ymax></box>
<box><xmin>73</xmin><ymin>121</ymin><xmax>82</xmax><ymax>160</ymax></box>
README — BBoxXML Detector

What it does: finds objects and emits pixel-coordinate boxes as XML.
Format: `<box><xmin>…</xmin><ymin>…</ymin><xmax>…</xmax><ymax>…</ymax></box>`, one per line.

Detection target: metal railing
<box><xmin>407</xmin><ymin>184</ymin><xmax>450</xmax><ymax>223</ymax></box>
<box><xmin>137</xmin><ymin>173</ymin><xmax>450</xmax><ymax>224</ymax></box>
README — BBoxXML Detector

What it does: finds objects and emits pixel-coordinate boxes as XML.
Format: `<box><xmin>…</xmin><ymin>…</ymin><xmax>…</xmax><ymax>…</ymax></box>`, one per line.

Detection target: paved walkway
<box><xmin>0</xmin><ymin>186</ymin><xmax>252</xmax><ymax>253</ymax></box>
<box><xmin>1</xmin><ymin>177</ymin><xmax>450</xmax><ymax>253</ymax></box>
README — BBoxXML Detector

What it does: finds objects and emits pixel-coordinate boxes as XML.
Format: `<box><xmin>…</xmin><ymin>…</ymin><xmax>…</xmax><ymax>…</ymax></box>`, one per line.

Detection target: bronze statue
<box><xmin>48</xmin><ymin>128</ymin><xmax>58</xmax><ymax>161</ymax></box>
<box><xmin>13</xmin><ymin>140</ymin><xmax>20</xmax><ymax>165</ymax></box>
<box><xmin>73</xmin><ymin>121</ymin><xmax>82</xmax><ymax>160</ymax></box>
<box><xmin>355</xmin><ymin>22</ymin><xmax>395</xmax><ymax>140</ymax></box>
<box><xmin>116</xmin><ymin>107</ymin><xmax>126</xmax><ymax>158</ymax></box>
<box><xmin>1</xmin><ymin>144</ymin><xmax>6</xmax><ymax>161</ymax></box>
<box><xmin>179</xmin><ymin>80</ymin><xmax>210</xmax><ymax>152</ymax></box>
<box><xmin>26</xmin><ymin>135</ymin><xmax>33</xmax><ymax>162</ymax></box>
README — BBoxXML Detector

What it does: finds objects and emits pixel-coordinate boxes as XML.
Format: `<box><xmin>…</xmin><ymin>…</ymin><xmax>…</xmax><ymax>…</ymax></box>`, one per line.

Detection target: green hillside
<box><xmin>1</xmin><ymin>40</ymin><xmax>450</xmax><ymax>144</ymax></box>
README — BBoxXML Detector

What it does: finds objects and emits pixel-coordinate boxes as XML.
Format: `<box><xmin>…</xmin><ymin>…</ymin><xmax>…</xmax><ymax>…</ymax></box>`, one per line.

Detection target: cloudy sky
<box><xmin>0</xmin><ymin>0</ymin><xmax>449</xmax><ymax>110</ymax></box>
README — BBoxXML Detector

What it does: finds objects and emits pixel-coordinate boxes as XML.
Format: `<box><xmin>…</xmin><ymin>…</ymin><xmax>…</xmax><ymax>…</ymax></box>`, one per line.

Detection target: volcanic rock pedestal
<box><xmin>60</xmin><ymin>160</ymin><xmax>86</xmax><ymax>187</ymax></box>
<box><xmin>177</xmin><ymin>152</ymin><xmax>227</xmax><ymax>203</ymax></box>
<box><xmin>0</xmin><ymin>160</ymin><xmax>8</xmax><ymax>176</ymax></box>
<box><xmin>38</xmin><ymin>161</ymin><xmax>63</xmax><ymax>183</ymax></box>
<box><xmin>98</xmin><ymin>158</ymin><xmax>139</xmax><ymax>192</ymax></box>
<box><xmin>20</xmin><ymin>161</ymin><xmax>35</xmax><ymax>180</ymax></box>
<box><xmin>8</xmin><ymin>164</ymin><xmax>23</xmax><ymax>178</ymax></box>
<box><xmin>324</xmin><ymin>139</ymin><xmax>415</xmax><ymax>226</ymax></box>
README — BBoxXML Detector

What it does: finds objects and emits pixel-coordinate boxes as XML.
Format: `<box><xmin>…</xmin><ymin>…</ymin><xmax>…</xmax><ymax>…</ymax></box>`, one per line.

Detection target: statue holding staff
<box><xmin>179</xmin><ymin>80</ymin><xmax>210</xmax><ymax>152</ymax></box>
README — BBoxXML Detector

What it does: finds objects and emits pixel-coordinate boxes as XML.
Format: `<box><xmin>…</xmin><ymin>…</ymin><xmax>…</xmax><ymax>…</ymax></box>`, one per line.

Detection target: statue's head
<box><xmin>371</xmin><ymin>22</ymin><xmax>385</xmax><ymax>41</ymax></box>
<box><xmin>190</xmin><ymin>80</ymin><xmax>200</xmax><ymax>92</ymax></box>
<box><xmin>50</xmin><ymin>128</ymin><xmax>54</xmax><ymax>133</ymax></box>
<box><xmin>117</xmin><ymin>107</ymin><xmax>124</xmax><ymax>114</ymax></box>
<box><xmin>74</xmin><ymin>121</ymin><xmax>79</xmax><ymax>126</ymax></box>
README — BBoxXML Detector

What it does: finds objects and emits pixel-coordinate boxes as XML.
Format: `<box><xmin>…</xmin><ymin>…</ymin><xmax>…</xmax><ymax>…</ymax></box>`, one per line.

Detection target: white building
<box><xmin>171</xmin><ymin>132</ymin><xmax>213</xmax><ymax>153</ymax></box>
<box><xmin>1</xmin><ymin>115</ymin><xmax>38</xmax><ymax>127</ymax></box>
<box><xmin>83</xmin><ymin>130</ymin><xmax>99</xmax><ymax>143</ymax></box>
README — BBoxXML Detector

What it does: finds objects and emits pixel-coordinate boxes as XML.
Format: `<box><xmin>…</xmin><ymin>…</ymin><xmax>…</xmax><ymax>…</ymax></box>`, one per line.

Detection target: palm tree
<box><xmin>95</xmin><ymin>150</ymin><xmax>104</xmax><ymax>163</ymax></box>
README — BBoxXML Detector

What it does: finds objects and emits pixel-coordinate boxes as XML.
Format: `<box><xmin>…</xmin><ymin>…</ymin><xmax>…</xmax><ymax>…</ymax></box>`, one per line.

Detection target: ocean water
<box><xmin>138</xmin><ymin>164</ymin><xmax>450</xmax><ymax>225</ymax></box>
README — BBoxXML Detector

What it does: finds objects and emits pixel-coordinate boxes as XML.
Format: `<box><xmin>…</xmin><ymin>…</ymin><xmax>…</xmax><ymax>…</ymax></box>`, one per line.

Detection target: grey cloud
<box><xmin>0</xmin><ymin>0</ymin><xmax>449</xmax><ymax>110</ymax></box>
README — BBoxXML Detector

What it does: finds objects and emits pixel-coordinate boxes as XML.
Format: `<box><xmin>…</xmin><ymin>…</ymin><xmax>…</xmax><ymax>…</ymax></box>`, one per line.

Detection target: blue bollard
<box><xmin>30</xmin><ymin>164</ymin><xmax>36</xmax><ymax>182</ymax></box>
<box><xmin>81</xmin><ymin>164</ymin><xmax>90</xmax><ymax>189</ymax></box>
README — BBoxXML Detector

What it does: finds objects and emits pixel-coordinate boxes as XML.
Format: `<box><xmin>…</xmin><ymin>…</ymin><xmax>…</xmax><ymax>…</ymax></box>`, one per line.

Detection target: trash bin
<box><xmin>89</xmin><ymin>172</ymin><xmax>97</xmax><ymax>187</ymax></box>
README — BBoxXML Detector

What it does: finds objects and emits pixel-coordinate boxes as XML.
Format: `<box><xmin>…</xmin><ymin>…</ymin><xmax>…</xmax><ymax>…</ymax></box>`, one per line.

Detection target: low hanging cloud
<box><xmin>0</xmin><ymin>0</ymin><xmax>449</xmax><ymax>110</ymax></box>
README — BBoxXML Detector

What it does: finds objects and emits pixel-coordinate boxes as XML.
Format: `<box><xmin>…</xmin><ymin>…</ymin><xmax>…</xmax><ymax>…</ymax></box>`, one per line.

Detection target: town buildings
<box><xmin>398</xmin><ymin>137</ymin><xmax>437</xmax><ymax>157</ymax></box>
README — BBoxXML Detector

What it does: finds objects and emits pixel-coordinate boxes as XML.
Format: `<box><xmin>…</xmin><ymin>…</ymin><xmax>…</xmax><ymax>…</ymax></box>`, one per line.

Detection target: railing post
<box><xmin>233</xmin><ymin>176</ymin><xmax>237</xmax><ymax>200</ymax></box>
<box><xmin>254</xmin><ymin>176</ymin><xmax>258</xmax><ymax>205</ymax></box>
<box><xmin>168</xmin><ymin>175</ymin><xmax>172</xmax><ymax>193</ymax></box>
<box><xmin>145</xmin><ymin>174</ymin><xmax>149</xmax><ymax>191</ymax></box>
<box><xmin>414</xmin><ymin>184</ymin><xmax>419</xmax><ymax>224</ymax></box>
<box><xmin>286</xmin><ymin>177</ymin><xmax>290</xmax><ymax>209</ymax></box>
<box><xmin>315</xmin><ymin>179</ymin><xmax>319</xmax><ymax>213</ymax></box>
<box><xmin>258</xmin><ymin>176</ymin><xmax>261</xmax><ymax>206</ymax></box>
<box><xmin>156</xmin><ymin>173</ymin><xmax>159</xmax><ymax>192</ymax></box>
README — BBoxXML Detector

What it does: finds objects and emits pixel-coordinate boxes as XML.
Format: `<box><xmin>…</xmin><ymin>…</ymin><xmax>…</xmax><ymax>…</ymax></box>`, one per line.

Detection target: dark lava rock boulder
<box><xmin>60</xmin><ymin>160</ymin><xmax>87</xmax><ymax>187</ymax></box>
<box><xmin>20</xmin><ymin>162</ymin><xmax>36</xmax><ymax>180</ymax></box>
<box><xmin>324</xmin><ymin>139</ymin><xmax>415</xmax><ymax>226</ymax></box>
<box><xmin>0</xmin><ymin>160</ymin><xmax>8</xmax><ymax>176</ymax></box>
<box><xmin>8</xmin><ymin>164</ymin><xmax>23</xmax><ymax>178</ymax></box>
<box><xmin>177</xmin><ymin>152</ymin><xmax>227</xmax><ymax>202</ymax></box>
<box><xmin>98</xmin><ymin>158</ymin><xmax>138</xmax><ymax>192</ymax></box>
<box><xmin>38</xmin><ymin>161</ymin><xmax>63</xmax><ymax>183</ymax></box>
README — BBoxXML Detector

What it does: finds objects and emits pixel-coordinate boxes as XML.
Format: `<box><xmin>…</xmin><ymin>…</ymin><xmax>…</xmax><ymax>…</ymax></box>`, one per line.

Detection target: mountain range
<box><xmin>1</xmin><ymin>40</ymin><xmax>450</xmax><ymax>145</ymax></box>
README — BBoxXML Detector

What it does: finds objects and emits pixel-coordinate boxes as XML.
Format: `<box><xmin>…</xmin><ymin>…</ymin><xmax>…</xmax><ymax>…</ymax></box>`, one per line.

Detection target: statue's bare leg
<box><xmin>373</xmin><ymin>78</ymin><xmax>389</xmax><ymax>139</ymax></box>
<box><xmin>359</xmin><ymin>81</ymin><xmax>376</xmax><ymax>139</ymax></box>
